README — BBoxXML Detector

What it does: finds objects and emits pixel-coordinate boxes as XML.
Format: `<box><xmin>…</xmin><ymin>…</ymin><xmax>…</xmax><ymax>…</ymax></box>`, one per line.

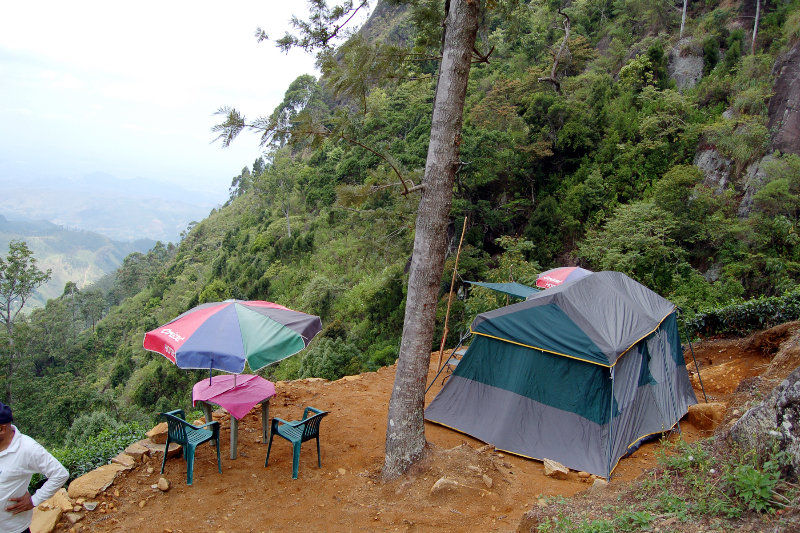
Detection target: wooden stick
<box><xmin>437</xmin><ymin>217</ymin><xmax>468</xmax><ymax>371</ymax></box>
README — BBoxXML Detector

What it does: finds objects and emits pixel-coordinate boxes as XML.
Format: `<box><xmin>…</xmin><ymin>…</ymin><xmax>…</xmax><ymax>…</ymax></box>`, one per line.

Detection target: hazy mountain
<box><xmin>0</xmin><ymin>172</ymin><xmax>219</xmax><ymax>242</ymax></box>
<box><xmin>0</xmin><ymin>214</ymin><xmax>156</xmax><ymax>307</ymax></box>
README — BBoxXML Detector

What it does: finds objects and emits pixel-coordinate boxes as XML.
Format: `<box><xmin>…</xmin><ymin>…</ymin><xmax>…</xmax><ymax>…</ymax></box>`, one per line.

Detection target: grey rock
<box><xmin>668</xmin><ymin>38</ymin><xmax>704</xmax><ymax>91</ymax></box>
<box><xmin>728</xmin><ymin>365</ymin><xmax>800</xmax><ymax>478</ymax></box>
<box><xmin>694</xmin><ymin>149</ymin><xmax>732</xmax><ymax>192</ymax></box>
<box><xmin>738</xmin><ymin>154</ymin><xmax>776</xmax><ymax>217</ymax></box>
<box><xmin>767</xmin><ymin>42</ymin><xmax>800</xmax><ymax>156</ymax></box>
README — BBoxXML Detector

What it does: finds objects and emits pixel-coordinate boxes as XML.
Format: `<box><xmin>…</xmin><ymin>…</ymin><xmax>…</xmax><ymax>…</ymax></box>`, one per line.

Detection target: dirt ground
<box><xmin>63</xmin><ymin>323</ymin><xmax>800</xmax><ymax>533</ymax></box>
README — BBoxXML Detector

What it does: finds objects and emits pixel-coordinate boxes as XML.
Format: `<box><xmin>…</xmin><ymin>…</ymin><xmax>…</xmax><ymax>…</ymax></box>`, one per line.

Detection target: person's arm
<box><xmin>27</xmin><ymin>441</ymin><xmax>69</xmax><ymax>507</ymax></box>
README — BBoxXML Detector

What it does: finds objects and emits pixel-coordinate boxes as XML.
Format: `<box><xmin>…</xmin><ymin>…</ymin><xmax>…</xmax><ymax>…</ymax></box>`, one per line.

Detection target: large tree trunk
<box><xmin>382</xmin><ymin>0</ymin><xmax>480</xmax><ymax>479</ymax></box>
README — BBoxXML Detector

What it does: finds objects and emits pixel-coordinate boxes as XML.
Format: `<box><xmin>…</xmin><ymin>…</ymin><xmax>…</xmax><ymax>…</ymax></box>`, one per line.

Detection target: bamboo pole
<box><xmin>437</xmin><ymin>217</ymin><xmax>468</xmax><ymax>371</ymax></box>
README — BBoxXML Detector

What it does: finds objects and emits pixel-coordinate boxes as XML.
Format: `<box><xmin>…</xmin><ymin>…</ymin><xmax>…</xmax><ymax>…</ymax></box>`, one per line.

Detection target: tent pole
<box><xmin>437</xmin><ymin>216</ymin><xmax>468</xmax><ymax>372</ymax></box>
<box><xmin>426</xmin><ymin>333</ymin><xmax>469</xmax><ymax>395</ymax></box>
<box><xmin>687</xmin><ymin>336</ymin><xmax>708</xmax><ymax>403</ymax></box>
<box><xmin>678</xmin><ymin>320</ymin><xmax>707</xmax><ymax>403</ymax></box>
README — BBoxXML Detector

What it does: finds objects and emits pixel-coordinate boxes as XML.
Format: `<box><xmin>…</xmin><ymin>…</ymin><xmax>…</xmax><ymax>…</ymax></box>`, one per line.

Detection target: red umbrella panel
<box><xmin>535</xmin><ymin>267</ymin><xmax>593</xmax><ymax>289</ymax></box>
<box><xmin>143</xmin><ymin>300</ymin><xmax>322</xmax><ymax>373</ymax></box>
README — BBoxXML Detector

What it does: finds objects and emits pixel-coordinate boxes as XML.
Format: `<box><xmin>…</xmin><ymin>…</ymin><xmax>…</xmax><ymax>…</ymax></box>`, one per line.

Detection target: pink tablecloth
<box><xmin>192</xmin><ymin>374</ymin><xmax>275</xmax><ymax>420</ymax></box>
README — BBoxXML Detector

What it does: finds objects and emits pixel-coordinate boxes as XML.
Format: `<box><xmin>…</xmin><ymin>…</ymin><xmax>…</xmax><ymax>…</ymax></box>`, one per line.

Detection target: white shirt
<box><xmin>0</xmin><ymin>426</ymin><xmax>69</xmax><ymax>533</ymax></box>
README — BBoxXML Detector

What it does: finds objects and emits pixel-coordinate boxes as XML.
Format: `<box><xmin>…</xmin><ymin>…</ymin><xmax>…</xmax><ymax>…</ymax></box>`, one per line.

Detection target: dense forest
<box><xmin>2</xmin><ymin>0</ymin><xmax>799</xmax><ymax>471</ymax></box>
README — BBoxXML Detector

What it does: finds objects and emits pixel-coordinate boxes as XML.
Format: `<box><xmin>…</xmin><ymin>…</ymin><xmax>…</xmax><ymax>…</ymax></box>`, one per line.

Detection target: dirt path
<box><xmin>65</xmin><ymin>325</ymin><xmax>797</xmax><ymax>533</ymax></box>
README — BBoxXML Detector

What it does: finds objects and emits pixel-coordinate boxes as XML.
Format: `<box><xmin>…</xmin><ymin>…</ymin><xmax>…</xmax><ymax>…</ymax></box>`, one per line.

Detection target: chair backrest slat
<box><xmin>301</xmin><ymin>412</ymin><xmax>327</xmax><ymax>441</ymax></box>
<box><xmin>163</xmin><ymin>412</ymin><xmax>190</xmax><ymax>445</ymax></box>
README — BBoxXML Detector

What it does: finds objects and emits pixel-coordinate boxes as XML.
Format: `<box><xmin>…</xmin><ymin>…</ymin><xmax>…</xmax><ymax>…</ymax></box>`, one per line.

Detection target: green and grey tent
<box><xmin>425</xmin><ymin>271</ymin><xmax>697</xmax><ymax>479</ymax></box>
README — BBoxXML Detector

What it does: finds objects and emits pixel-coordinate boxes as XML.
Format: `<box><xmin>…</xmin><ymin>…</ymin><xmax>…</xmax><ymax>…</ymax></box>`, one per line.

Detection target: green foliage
<box><xmin>686</xmin><ymin>286</ymin><xmax>800</xmax><ymax>337</ymax></box>
<box><xmin>50</xmin><ymin>422</ymin><xmax>146</xmax><ymax>483</ymax></box>
<box><xmin>65</xmin><ymin>411</ymin><xmax>121</xmax><ymax>447</ymax></box>
<box><xmin>728</xmin><ymin>463</ymin><xmax>780</xmax><ymax>512</ymax></box>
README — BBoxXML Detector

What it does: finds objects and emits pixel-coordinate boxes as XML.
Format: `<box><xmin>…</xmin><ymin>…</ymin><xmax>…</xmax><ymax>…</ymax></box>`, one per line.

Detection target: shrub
<box><xmin>31</xmin><ymin>422</ymin><xmax>147</xmax><ymax>490</ymax></box>
<box><xmin>685</xmin><ymin>286</ymin><xmax>800</xmax><ymax>337</ymax></box>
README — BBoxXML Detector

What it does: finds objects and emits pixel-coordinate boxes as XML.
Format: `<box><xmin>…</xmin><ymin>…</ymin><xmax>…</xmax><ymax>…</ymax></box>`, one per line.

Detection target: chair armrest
<box><xmin>303</xmin><ymin>406</ymin><xmax>326</xmax><ymax>419</ymax></box>
<box><xmin>271</xmin><ymin>417</ymin><xmax>296</xmax><ymax>429</ymax></box>
<box><xmin>192</xmin><ymin>420</ymin><xmax>219</xmax><ymax>429</ymax></box>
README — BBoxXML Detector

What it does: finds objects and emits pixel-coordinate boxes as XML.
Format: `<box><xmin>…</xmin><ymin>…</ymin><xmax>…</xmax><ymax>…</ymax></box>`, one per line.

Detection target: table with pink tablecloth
<box><xmin>193</xmin><ymin>374</ymin><xmax>276</xmax><ymax>459</ymax></box>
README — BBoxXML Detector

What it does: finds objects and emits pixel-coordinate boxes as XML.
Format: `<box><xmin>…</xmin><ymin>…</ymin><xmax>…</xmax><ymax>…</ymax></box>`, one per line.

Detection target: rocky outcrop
<box><xmin>738</xmin><ymin>154</ymin><xmax>776</xmax><ymax>216</ymax></box>
<box><xmin>767</xmin><ymin>42</ymin><xmax>800</xmax><ymax>156</ymax></box>
<box><xmin>694</xmin><ymin>148</ymin><xmax>732</xmax><ymax>192</ymax></box>
<box><xmin>668</xmin><ymin>38</ymin><xmax>704</xmax><ymax>91</ymax></box>
<box><xmin>728</xmin><ymin>365</ymin><xmax>800</xmax><ymax>479</ymax></box>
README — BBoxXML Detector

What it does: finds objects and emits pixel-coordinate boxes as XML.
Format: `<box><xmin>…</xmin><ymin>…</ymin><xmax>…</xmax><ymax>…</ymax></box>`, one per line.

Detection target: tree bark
<box><xmin>752</xmin><ymin>0</ymin><xmax>761</xmax><ymax>55</ymax></box>
<box><xmin>680</xmin><ymin>0</ymin><xmax>688</xmax><ymax>39</ymax></box>
<box><xmin>382</xmin><ymin>0</ymin><xmax>480</xmax><ymax>479</ymax></box>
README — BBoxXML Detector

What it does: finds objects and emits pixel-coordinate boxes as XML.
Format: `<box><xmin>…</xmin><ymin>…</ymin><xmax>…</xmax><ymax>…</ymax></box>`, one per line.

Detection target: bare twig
<box><xmin>538</xmin><ymin>8</ymin><xmax>571</xmax><ymax>93</ymax></box>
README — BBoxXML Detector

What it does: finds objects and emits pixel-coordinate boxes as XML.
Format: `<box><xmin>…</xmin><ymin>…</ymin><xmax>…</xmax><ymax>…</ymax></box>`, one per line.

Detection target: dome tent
<box><xmin>425</xmin><ymin>271</ymin><xmax>697</xmax><ymax>479</ymax></box>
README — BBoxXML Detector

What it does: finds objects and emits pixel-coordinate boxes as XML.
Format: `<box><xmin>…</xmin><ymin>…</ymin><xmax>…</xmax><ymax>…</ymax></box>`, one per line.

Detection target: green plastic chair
<box><xmin>265</xmin><ymin>406</ymin><xmax>328</xmax><ymax>479</ymax></box>
<box><xmin>160</xmin><ymin>409</ymin><xmax>221</xmax><ymax>485</ymax></box>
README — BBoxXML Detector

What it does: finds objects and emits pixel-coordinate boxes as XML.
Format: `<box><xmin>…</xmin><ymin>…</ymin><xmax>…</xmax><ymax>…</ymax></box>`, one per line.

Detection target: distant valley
<box><xmin>0</xmin><ymin>172</ymin><xmax>219</xmax><ymax>242</ymax></box>
<box><xmin>0</xmin><ymin>214</ymin><xmax>156</xmax><ymax>307</ymax></box>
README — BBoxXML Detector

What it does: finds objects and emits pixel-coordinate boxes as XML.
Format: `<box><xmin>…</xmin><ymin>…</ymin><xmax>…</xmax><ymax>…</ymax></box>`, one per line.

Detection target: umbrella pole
<box><xmin>209</xmin><ymin>361</ymin><xmax>213</xmax><ymax>386</ymax></box>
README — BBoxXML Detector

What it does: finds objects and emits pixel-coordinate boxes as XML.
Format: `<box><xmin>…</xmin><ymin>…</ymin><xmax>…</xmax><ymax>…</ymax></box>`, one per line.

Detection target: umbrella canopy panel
<box><xmin>144</xmin><ymin>300</ymin><xmax>321</xmax><ymax>373</ymax></box>
<box><xmin>535</xmin><ymin>267</ymin><xmax>592</xmax><ymax>289</ymax></box>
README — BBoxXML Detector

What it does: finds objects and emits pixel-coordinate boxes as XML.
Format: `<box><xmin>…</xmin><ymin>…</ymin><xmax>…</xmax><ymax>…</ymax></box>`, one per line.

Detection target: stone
<box><xmin>686</xmin><ymin>402</ymin><xmax>727</xmax><ymax>431</ymax></box>
<box><xmin>146</xmin><ymin>422</ymin><xmax>169</xmax><ymax>444</ymax></box>
<box><xmin>157</xmin><ymin>477</ymin><xmax>170</xmax><ymax>491</ymax></box>
<box><xmin>139</xmin><ymin>500</ymin><xmax>146</xmax><ymax>508</ymax></box>
<box><xmin>43</xmin><ymin>488</ymin><xmax>73</xmax><ymax>512</ymax></box>
<box><xmin>68</xmin><ymin>464</ymin><xmax>127</xmax><ymax>499</ymax></box>
<box><xmin>542</xmin><ymin>458</ymin><xmax>569</xmax><ymax>479</ymax></box>
<box><xmin>83</xmin><ymin>501</ymin><xmax>98</xmax><ymax>511</ymax></box>
<box><xmin>146</xmin><ymin>466</ymin><xmax>155</xmax><ymax>474</ymax></box>
<box><xmin>65</xmin><ymin>512</ymin><xmax>83</xmax><ymax>524</ymax></box>
<box><xmin>139</xmin><ymin>438</ymin><xmax>182</xmax><ymax>458</ymax></box>
<box><xmin>482</xmin><ymin>474</ymin><xmax>493</xmax><ymax>488</ymax></box>
<box><xmin>124</xmin><ymin>441</ymin><xmax>151</xmax><ymax>461</ymax></box>
<box><xmin>589</xmin><ymin>478</ymin><xmax>609</xmax><ymax>493</ymax></box>
<box><xmin>577</xmin><ymin>471</ymin><xmax>591</xmax><ymax>479</ymax></box>
<box><xmin>337</xmin><ymin>468</ymin><xmax>346</xmax><ymax>475</ymax></box>
<box><xmin>668</xmin><ymin>37</ymin><xmax>703</xmax><ymax>91</ymax></box>
<box><xmin>738</xmin><ymin>155</ymin><xmax>776</xmax><ymax>217</ymax></box>
<box><xmin>30</xmin><ymin>507</ymin><xmax>61</xmax><ymax>533</ymax></box>
<box><xmin>111</xmin><ymin>453</ymin><xmax>136</xmax><ymax>469</ymax></box>
<box><xmin>767</xmin><ymin>41</ymin><xmax>800</xmax><ymax>156</ymax></box>
<box><xmin>430</xmin><ymin>477</ymin><xmax>461</xmax><ymax>496</ymax></box>
<box><xmin>694</xmin><ymin>148</ymin><xmax>732</xmax><ymax>193</ymax></box>
<box><xmin>728</xmin><ymin>366</ymin><xmax>800</xmax><ymax>477</ymax></box>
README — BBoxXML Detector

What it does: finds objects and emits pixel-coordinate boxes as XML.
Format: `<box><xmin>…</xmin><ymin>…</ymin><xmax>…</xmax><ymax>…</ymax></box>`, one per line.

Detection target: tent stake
<box><xmin>437</xmin><ymin>216</ymin><xmax>468</xmax><ymax>372</ymax></box>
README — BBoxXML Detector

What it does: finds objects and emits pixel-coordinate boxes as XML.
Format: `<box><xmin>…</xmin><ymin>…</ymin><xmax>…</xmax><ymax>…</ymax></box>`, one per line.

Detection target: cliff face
<box><xmin>768</xmin><ymin>41</ymin><xmax>800</xmax><ymax>155</ymax></box>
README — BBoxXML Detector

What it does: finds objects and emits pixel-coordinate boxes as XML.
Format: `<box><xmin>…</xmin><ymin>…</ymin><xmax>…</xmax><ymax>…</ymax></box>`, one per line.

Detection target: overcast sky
<box><xmin>0</xmin><ymin>1</ymin><xmax>333</xmax><ymax>201</ymax></box>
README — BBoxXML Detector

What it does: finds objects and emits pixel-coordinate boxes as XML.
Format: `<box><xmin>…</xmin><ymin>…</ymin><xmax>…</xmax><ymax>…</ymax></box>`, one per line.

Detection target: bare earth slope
<box><xmin>62</xmin><ymin>324</ymin><xmax>799</xmax><ymax>533</ymax></box>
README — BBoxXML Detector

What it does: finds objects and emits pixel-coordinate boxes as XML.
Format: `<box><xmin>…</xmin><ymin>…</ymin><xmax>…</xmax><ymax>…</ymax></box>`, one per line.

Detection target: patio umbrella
<box><xmin>143</xmin><ymin>300</ymin><xmax>322</xmax><ymax>375</ymax></box>
<box><xmin>535</xmin><ymin>266</ymin><xmax>592</xmax><ymax>289</ymax></box>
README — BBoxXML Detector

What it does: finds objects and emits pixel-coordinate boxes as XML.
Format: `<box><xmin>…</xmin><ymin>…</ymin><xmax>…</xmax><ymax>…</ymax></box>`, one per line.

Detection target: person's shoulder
<box><xmin>15</xmin><ymin>431</ymin><xmax>46</xmax><ymax>453</ymax></box>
